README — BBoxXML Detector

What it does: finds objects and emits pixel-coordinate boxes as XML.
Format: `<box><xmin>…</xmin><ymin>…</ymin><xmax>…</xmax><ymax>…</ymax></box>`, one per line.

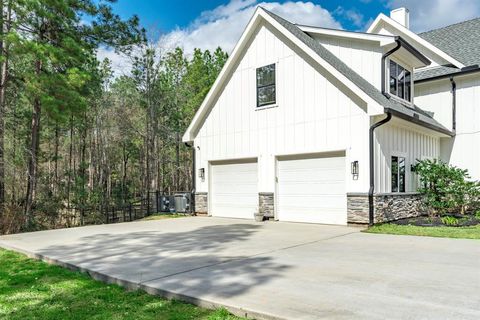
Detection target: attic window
<box><xmin>389</xmin><ymin>60</ymin><xmax>411</xmax><ymax>102</ymax></box>
<box><xmin>256</xmin><ymin>64</ymin><xmax>276</xmax><ymax>107</ymax></box>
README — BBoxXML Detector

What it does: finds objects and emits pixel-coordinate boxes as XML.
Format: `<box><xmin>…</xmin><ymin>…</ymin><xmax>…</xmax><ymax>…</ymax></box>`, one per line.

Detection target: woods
<box><xmin>0</xmin><ymin>0</ymin><xmax>227</xmax><ymax>234</ymax></box>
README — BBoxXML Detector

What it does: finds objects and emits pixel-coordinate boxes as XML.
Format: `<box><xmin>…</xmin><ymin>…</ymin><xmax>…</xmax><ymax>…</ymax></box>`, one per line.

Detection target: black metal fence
<box><xmin>72</xmin><ymin>191</ymin><xmax>193</xmax><ymax>226</ymax></box>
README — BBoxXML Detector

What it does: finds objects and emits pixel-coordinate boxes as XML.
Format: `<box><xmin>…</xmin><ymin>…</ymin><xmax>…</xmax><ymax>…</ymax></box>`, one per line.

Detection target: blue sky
<box><xmin>98</xmin><ymin>0</ymin><xmax>480</xmax><ymax>74</ymax></box>
<box><xmin>107</xmin><ymin>0</ymin><xmax>388</xmax><ymax>34</ymax></box>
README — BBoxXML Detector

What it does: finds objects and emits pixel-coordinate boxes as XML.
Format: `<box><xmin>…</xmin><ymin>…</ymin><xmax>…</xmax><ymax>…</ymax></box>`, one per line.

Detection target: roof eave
<box><xmin>387</xmin><ymin>108</ymin><xmax>454</xmax><ymax>137</ymax></box>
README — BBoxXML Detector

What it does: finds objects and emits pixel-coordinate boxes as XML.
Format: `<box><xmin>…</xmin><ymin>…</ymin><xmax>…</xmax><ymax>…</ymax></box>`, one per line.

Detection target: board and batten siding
<box><xmin>374</xmin><ymin>121</ymin><xmax>440</xmax><ymax>193</ymax></box>
<box><xmin>415</xmin><ymin>74</ymin><xmax>480</xmax><ymax>180</ymax></box>
<box><xmin>312</xmin><ymin>35</ymin><xmax>383</xmax><ymax>89</ymax></box>
<box><xmin>194</xmin><ymin>22</ymin><xmax>371</xmax><ymax>195</ymax></box>
<box><xmin>437</xmin><ymin>74</ymin><xmax>480</xmax><ymax>180</ymax></box>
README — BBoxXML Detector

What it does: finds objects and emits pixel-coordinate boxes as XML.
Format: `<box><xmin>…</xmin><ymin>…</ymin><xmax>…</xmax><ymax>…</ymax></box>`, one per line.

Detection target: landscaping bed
<box><xmin>391</xmin><ymin>214</ymin><xmax>480</xmax><ymax>227</ymax></box>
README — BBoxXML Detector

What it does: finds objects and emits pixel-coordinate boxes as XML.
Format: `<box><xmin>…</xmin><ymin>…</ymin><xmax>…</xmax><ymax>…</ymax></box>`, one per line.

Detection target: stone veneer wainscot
<box><xmin>347</xmin><ymin>192</ymin><xmax>424</xmax><ymax>224</ymax></box>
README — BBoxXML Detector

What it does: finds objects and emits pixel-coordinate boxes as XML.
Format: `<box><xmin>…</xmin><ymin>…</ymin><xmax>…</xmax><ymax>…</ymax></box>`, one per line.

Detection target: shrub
<box><xmin>413</xmin><ymin>159</ymin><xmax>480</xmax><ymax>216</ymax></box>
<box><xmin>441</xmin><ymin>216</ymin><xmax>459</xmax><ymax>226</ymax></box>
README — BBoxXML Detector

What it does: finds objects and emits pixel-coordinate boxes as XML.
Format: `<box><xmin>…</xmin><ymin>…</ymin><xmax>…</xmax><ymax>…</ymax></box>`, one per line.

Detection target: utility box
<box><xmin>160</xmin><ymin>195</ymin><xmax>175</xmax><ymax>213</ymax></box>
<box><xmin>174</xmin><ymin>193</ymin><xmax>191</xmax><ymax>213</ymax></box>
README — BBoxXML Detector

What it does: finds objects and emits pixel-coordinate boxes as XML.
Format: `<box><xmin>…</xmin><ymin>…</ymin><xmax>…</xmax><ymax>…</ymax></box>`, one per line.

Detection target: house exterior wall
<box><xmin>415</xmin><ymin>79</ymin><xmax>453</xmax><ymax>130</ymax></box>
<box><xmin>312</xmin><ymin>35</ymin><xmax>383</xmax><ymax>89</ymax></box>
<box><xmin>415</xmin><ymin>73</ymin><xmax>480</xmax><ymax>181</ymax></box>
<box><xmin>374</xmin><ymin>120</ymin><xmax>440</xmax><ymax>193</ymax></box>
<box><xmin>194</xmin><ymin>22</ymin><xmax>371</xmax><ymax>198</ymax></box>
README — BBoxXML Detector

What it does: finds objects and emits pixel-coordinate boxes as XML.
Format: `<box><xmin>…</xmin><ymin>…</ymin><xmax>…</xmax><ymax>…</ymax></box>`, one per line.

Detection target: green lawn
<box><xmin>366</xmin><ymin>223</ymin><xmax>480</xmax><ymax>239</ymax></box>
<box><xmin>0</xmin><ymin>249</ymin><xmax>242</xmax><ymax>320</ymax></box>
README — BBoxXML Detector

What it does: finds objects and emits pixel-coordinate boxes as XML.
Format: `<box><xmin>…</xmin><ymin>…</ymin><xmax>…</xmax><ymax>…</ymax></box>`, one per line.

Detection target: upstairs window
<box><xmin>391</xmin><ymin>156</ymin><xmax>406</xmax><ymax>192</ymax></box>
<box><xmin>256</xmin><ymin>64</ymin><xmax>276</xmax><ymax>107</ymax></box>
<box><xmin>389</xmin><ymin>60</ymin><xmax>411</xmax><ymax>102</ymax></box>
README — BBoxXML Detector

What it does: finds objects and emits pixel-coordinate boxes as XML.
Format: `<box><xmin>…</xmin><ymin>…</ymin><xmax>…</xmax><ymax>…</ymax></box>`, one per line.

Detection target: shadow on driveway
<box><xmin>36</xmin><ymin>223</ymin><xmax>291</xmax><ymax>299</ymax></box>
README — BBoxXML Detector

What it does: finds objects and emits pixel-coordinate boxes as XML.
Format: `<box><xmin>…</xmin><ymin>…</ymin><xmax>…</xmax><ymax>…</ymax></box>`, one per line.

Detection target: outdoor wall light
<box><xmin>351</xmin><ymin>161</ymin><xmax>359</xmax><ymax>179</ymax></box>
<box><xmin>198</xmin><ymin>168</ymin><xmax>205</xmax><ymax>180</ymax></box>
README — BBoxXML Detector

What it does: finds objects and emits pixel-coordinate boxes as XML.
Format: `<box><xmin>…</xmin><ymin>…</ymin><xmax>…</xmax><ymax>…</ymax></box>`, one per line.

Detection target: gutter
<box><xmin>415</xmin><ymin>65</ymin><xmax>480</xmax><ymax>84</ymax></box>
<box><xmin>184</xmin><ymin>142</ymin><xmax>196</xmax><ymax>213</ymax></box>
<box><xmin>368</xmin><ymin>112</ymin><xmax>392</xmax><ymax>226</ymax></box>
<box><xmin>381</xmin><ymin>39</ymin><xmax>401</xmax><ymax>95</ymax></box>
<box><xmin>367</xmin><ymin>39</ymin><xmax>402</xmax><ymax>226</ymax></box>
<box><xmin>450</xmin><ymin>77</ymin><xmax>456</xmax><ymax>132</ymax></box>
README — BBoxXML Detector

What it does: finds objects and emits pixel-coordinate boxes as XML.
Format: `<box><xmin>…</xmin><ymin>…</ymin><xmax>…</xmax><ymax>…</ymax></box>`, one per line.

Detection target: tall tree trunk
<box><xmin>25</xmin><ymin>59</ymin><xmax>43</xmax><ymax>225</ymax></box>
<box><xmin>0</xmin><ymin>0</ymin><xmax>11</xmax><ymax>207</ymax></box>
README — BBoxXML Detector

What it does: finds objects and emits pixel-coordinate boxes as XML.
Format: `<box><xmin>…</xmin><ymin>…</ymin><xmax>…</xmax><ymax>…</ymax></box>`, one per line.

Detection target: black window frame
<box><xmin>391</xmin><ymin>156</ymin><xmax>406</xmax><ymax>193</ymax></box>
<box><xmin>388</xmin><ymin>59</ymin><xmax>412</xmax><ymax>102</ymax></box>
<box><xmin>256</xmin><ymin>63</ymin><xmax>276</xmax><ymax>108</ymax></box>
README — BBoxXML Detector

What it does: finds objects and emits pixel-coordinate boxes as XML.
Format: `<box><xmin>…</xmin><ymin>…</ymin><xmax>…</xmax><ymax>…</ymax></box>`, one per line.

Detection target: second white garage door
<box><xmin>210</xmin><ymin>159</ymin><xmax>258</xmax><ymax>219</ymax></box>
<box><xmin>276</xmin><ymin>153</ymin><xmax>347</xmax><ymax>225</ymax></box>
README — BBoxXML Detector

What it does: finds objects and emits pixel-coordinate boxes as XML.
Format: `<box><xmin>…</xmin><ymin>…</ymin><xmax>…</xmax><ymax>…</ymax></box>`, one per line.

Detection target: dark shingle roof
<box><xmin>414</xmin><ymin>65</ymin><xmax>459</xmax><ymax>81</ymax></box>
<box><xmin>262</xmin><ymin>8</ymin><xmax>452</xmax><ymax>135</ymax></box>
<box><xmin>419</xmin><ymin>17</ymin><xmax>480</xmax><ymax>67</ymax></box>
<box><xmin>415</xmin><ymin>18</ymin><xmax>480</xmax><ymax>81</ymax></box>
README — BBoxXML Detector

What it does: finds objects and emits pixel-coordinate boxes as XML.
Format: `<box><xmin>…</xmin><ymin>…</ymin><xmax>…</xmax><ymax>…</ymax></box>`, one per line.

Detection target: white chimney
<box><xmin>390</xmin><ymin>8</ymin><xmax>410</xmax><ymax>29</ymax></box>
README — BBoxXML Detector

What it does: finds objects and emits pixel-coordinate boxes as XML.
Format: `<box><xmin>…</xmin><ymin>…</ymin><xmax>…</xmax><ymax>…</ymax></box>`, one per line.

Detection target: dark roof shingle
<box><xmin>419</xmin><ymin>17</ymin><xmax>480</xmax><ymax>67</ymax></box>
<box><xmin>263</xmin><ymin>8</ymin><xmax>452</xmax><ymax>135</ymax></box>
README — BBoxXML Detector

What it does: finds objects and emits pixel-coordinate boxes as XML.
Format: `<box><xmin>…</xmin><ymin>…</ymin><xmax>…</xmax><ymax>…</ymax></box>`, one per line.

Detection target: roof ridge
<box><xmin>419</xmin><ymin>16</ymin><xmax>480</xmax><ymax>35</ymax></box>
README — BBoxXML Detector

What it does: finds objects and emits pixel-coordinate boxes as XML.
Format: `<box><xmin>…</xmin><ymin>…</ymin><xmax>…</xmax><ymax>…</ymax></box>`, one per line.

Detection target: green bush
<box><xmin>441</xmin><ymin>216</ymin><xmax>459</xmax><ymax>226</ymax></box>
<box><xmin>413</xmin><ymin>159</ymin><xmax>480</xmax><ymax>216</ymax></box>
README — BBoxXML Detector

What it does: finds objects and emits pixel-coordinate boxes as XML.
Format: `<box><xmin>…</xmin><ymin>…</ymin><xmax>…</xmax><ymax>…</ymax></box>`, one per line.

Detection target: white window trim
<box><xmin>391</xmin><ymin>152</ymin><xmax>408</xmax><ymax>193</ymax></box>
<box><xmin>387</xmin><ymin>58</ymin><xmax>414</xmax><ymax>106</ymax></box>
<box><xmin>255</xmin><ymin>61</ymin><xmax>278</xmax><ymax>110</ymax></box>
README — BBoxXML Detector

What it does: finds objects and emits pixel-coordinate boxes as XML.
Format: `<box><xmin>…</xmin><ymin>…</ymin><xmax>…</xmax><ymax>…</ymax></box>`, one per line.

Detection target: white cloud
<box><xmin>161</xmin><ymin>1</ymin><xmax>342</xmax><ymax>55</ymax></box>
<box><xmin>386</xmin><ymin>0</ymin><xmax>480</xmax><ymax>32</ymax></box>
<box><xmin>334</xmin><ymin>6</ymin><xmax>365</xmax><ymax>28</ymax></box>
<box><xmin>96</xmin><ymin>47</ymin><xmax>132</xmax><ymax>77</ymax></box>
<box><xmin>99</xmin><ymin>1</ymin><xmax>343</xmax><ymax>76</ymax></box>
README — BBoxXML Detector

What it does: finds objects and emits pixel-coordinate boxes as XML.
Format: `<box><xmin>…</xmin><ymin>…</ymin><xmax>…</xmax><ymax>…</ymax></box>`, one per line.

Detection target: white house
<box><xmin>183</xmin><ymin>7</ymin><xmax>479</xmax><ymax>225</ymax></box>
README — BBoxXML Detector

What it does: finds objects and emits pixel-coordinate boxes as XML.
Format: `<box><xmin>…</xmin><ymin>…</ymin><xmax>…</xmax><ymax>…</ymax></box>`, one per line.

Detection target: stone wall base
<box><xmin>194</xmin><ymin>192</ymin><xmax>208</xmax><ymax>214</ymax></box>
<box><xmin>347</xmin><ymin>193</ymin><xmax>424</xmax><ymax>224</ymax></box>
<box><xmin>259</xmin><ymin>192</ymin><xmax>274</xmax><ymax>219</ymax></box>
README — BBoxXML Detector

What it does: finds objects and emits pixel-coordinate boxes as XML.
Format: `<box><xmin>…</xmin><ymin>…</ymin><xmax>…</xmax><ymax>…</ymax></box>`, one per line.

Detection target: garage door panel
<box><xmin>277</xmin><ymin>154</ymin><xmax>347</xmax><ymax>225</ymax></box>
<box><xmin>211</xmin><ymin>161</ymin><xmax>258</xmax><ymax>219</ymax></box>
<box><xmin>279</xmin><ymin>181</ymin><xmax>345</xmax><ymax>195</ymax></box>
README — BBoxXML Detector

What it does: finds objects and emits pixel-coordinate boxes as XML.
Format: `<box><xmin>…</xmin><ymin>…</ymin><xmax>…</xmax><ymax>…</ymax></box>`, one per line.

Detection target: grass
<box><xmin>139</xmin><ymin>213</ymin><xmax>188</xmax><ymax>221</ymax></box>
<box><xmin>366</xmin><ymin>223</ymin><xmax>480</xmax><ymax>239</ymax></box>
<box><xmin>0</xmin><ymin>249</ymin><xmax>243</xmax><ymax>320</ymax></box>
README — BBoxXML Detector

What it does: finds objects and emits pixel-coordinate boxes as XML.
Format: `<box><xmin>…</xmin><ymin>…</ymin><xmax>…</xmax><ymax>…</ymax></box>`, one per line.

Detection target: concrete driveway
<box><xmin>1</xmin><ymin>217</ymin><xmax>479</xmax><ymax>320</ymax></box>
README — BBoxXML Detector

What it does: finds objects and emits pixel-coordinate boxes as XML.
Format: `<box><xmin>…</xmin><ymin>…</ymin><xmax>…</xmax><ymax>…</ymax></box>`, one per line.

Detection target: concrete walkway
<box><xmin>1</xmin><ymin>217</ymin><xmax>479</xmax><ymax>320</ymax></box>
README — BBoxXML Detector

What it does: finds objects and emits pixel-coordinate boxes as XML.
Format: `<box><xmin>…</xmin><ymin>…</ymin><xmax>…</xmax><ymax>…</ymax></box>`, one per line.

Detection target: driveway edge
<box><xmin>0</xmin><ymin>242</ymin><xmax>286</xmax><ymax>320</ymax></box>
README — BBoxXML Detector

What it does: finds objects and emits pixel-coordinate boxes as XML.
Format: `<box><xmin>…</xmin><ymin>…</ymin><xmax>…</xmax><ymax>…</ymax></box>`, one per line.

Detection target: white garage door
<box><xmin>277</xmin><ymin>153</ymin><xmax>347</xmax><ymax>225</ymax></box>
<box><xmin>210</xmin><ymin>159</ymin><xmax>258</xmax><ymax>219</ymax></box>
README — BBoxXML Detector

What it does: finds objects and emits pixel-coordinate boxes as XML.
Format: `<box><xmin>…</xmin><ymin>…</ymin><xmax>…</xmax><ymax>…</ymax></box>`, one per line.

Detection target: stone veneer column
<box><xmin>194</xmin><ymin>192</ymin><xmax>208</xmax><ymax>214</ymax></box>
<box><xmin>259</xmin><ymin>192</ymin><xmax>274</xmax><ymax>219</ymax></box>
<box><xmin>347</xmin><ymin>193</ymin><xmax>425</xmax><ymax>224</ymax></box>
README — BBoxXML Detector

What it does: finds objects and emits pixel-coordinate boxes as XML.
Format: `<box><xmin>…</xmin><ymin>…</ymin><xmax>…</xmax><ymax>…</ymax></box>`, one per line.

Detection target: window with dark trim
<box><xmin>389</xmin><ymin>60</ymin><xmax>411</xmax><ymax>102</ymax></box>
<box><xmin>256</xmin><ymin>64</ymin><xmax>276</xmax><ymax>107</ymax></box>
<box><xmin>391</xmin><ymin>156</ymin><xmax>406</xmax><ymax>192</ymax></box>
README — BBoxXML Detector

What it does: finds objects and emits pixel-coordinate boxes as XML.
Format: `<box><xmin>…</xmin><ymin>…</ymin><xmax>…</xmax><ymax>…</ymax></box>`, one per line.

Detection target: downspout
<box><xmin>450</xmin><ymin>76</ymin><xmax>456</xmax><ymax>132</ymax></box>
<box><xmin>367</xmin><ymin>39</ymin><xmax>401</xmax><ymax>226</ymax></box>
<box><xmin>381</xmin><ymin>38</ymin><xmax>401</xmax><ymax>95</ymax></box>
<box><xmin>369</xmin><ymin>113</ymin><xmax>392</xmax><ymax>226</ymax></box>
<box><xmin>184</xmin><ymin>142</ymin><xmax>196</xmax><ymax>213</ymax></box>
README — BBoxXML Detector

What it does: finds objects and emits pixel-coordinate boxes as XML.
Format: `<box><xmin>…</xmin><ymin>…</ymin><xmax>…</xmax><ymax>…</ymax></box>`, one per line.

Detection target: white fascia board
<box><xmin>183</xmin><ymin>8</ymin><xmax>385</xmax><ymax>142</ymax></box>
<box><xmin>367</xmin><ymin>14</ymin><xmax>465</xmax><ymax>68</ymax></box>
<box><xmin>298</xmin><ymin>25</ymin><xmax>396</xmax><ymax>47</ymax></box>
